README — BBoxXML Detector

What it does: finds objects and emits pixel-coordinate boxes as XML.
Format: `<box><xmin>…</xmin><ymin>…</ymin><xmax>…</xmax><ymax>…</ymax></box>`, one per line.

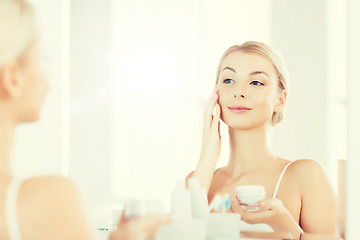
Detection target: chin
<box><xmin>221</xmin><ymin>115</ymin><xmax>270</xmax><ymax>131</ymax></box>
<box><xmin>226</xmin><ymin>121</ymin><xmax>256</xmax><ymax>131</ymax></box>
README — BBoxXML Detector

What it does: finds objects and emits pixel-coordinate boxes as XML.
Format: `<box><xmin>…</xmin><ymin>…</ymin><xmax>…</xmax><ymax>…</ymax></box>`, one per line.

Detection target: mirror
<box><xmin>13</xmin><ymin>0</ymin><xmax>347</xmax><ymax>235</ymax></box>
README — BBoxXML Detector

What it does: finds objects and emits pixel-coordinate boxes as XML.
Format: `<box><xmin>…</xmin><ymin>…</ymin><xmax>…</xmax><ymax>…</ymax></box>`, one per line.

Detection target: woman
<box><xmin>187</xmin><ymin>41</ymin><xmax>337</xmax><ymax>234</ymax></box>
<box><xmin>0</xmin><ymin>0</ymin><xmax>170</xmax><ymax>239</ymax></box>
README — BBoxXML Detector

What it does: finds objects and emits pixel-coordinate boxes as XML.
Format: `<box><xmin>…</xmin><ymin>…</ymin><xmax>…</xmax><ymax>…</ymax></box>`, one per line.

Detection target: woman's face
<box><xmin>217</xmin><ymin>51</ymin><xmax>285</xmax><ymax>130</ymax></box>
<box><xmin>16</xmin><ymin>37</ymin><xmax>48</xmax><ymax>123</ymax></box>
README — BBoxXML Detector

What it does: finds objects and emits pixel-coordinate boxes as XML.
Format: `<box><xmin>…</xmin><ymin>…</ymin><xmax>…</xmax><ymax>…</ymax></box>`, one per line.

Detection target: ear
<box><xmin>0</xmin><ymin>61</ymin><xmax>24</xmax><ymax>99</ymax></box>
<box><xmin>274</xmin><ymin>89</ymin><xmax>287</xmax><ymax>113</ymax></box>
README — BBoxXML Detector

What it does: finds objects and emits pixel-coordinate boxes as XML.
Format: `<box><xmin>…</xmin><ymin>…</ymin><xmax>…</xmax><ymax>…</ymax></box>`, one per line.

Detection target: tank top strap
<box><xmin>272</xmin><ymin>161</ymin><xmax>296</xmax><ymax>198</ymax></box>
<box><xmin>5</xmin><ymin>177</ymin><xmax>25</xmax><ymax>240</ymax></box>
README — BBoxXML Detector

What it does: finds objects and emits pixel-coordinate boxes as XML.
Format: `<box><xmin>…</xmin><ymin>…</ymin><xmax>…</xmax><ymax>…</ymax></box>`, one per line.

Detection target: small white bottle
<box><xmin>236</xmin><ymin>185</ymin><xmax>266</xmax><ymax>212</ymax></box>
<box><xmin>187</xmin><ymin>177</ymin><xmax>209</xmax><ymax>219</ymax></box>
<box><xmin>156</xmin><ymin>179</ymin><xmax>207</xmax><ymax>240</ymax></box>
<box><xmin>171</xmin><ymin>180</ymin><xmax>191</xmax><ymax>220</ymax></box>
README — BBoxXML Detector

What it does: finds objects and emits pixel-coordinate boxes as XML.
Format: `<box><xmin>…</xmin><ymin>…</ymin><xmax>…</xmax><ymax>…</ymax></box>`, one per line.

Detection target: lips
<box><xmin>227</xmin><ymin>105</ymin><xmax>252</xmax><ymax>113</ymax></box>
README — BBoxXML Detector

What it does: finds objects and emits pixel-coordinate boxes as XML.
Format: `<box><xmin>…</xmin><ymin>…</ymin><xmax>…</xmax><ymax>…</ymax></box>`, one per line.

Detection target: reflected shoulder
<box><xmin>22</xmin><ymin>176</ymin><xmax>78</xmax><ymax>195</ymax></box>
<box><xmin>20</xmin><ymin>176</ymin><xmax>81</xmax><ymax>209</ymax></box>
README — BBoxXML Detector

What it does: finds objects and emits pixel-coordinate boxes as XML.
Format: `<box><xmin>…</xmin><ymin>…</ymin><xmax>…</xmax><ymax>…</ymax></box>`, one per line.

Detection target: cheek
<box><xmin>218</xmin><ymin>86</ymin><xmax>233</xmax><ymax>106</ymax></box>
<box><xmin>27</xmin><ymin>67</ymin><xmax>48</xmax><ymax>106</ymax></box>
<box><xmin>32</xmin><ymin>63</ymin><xmax>48</xmax><ymax>93</ymax></box>
<box><xmin>252</xmin><ymin>89</ymin><xmax>277</xmax><ymax>111</ymax></box>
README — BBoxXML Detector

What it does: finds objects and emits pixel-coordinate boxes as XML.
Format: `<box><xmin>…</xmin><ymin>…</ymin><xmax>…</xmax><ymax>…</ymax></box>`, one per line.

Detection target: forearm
<box><xmin>192</xmin><ymin>155</ymin><xmax>217</xmax><ymax>193</ymax></box>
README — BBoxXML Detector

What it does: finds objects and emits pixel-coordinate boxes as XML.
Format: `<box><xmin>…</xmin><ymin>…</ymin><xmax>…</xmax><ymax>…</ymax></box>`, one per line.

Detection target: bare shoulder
<box><xmin>19</xmin><ymin>176</ymin><xmax>93</xmax><ymax>239</ymax></box>
<box><xmin>286</xmin><ymin>159</ymin><xmax>326</xmax><ymax>177</ymax></box>
<box><xmin>21</xmin><ymin>176</ymin><xmax>79</xmax><ymax>200</ymax></box>
<box><xmin>19</xmin><ymin>176</ymin><xmax>82</xmax><ymax>217</ymax></box>
<box><xmin>286</xmin><ymin>159</ymin><xmax>333</xmax><ymax>193</ymax></box>
<box><xmin>23</xmin><ymin>175</ymin><xmax>77</xmax><ymax>187</ymax></box>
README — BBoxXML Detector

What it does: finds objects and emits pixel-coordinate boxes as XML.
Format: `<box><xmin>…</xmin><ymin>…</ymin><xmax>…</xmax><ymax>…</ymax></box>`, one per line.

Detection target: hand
<box><xmin>109</xmin><ymin>211</ymin><xmax>172</xmax><ymax>240</ymax></box>
<box><xmin>230</xmin><ymin>196</ymin><xmax>303</xmax><ymax>233</ymax></box>
<box><xmin>200</xmin><ymin>87</ymin><xmax>222</xmax><ymax>166</ymax></box>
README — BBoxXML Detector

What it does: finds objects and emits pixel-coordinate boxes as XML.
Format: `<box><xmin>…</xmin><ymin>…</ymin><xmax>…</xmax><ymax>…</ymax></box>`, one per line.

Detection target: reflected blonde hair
<box><xmin>0</xmin><ymin>0</ymin><xmax>36</xmax><ymax>66</ymax></box>
<box><xmin>216</xmin><ymin>41</ymin><xmax>289</xmax><ymax>126</ymax></box>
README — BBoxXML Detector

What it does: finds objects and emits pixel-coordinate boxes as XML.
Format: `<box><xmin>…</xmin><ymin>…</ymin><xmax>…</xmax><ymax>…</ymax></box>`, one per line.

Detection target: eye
<box><xmin>250</xmin><ymin>81</ymin><xmax>264</xmax><ymax>86</ymax></box>
<box><xmin>223</xmin><ymin>78</ymin><xmax>234</xmax><ymax>84</ymax></box>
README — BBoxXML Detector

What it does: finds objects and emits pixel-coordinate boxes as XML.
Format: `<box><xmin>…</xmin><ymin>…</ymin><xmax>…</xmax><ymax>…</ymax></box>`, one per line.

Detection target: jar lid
<box><xmin>236</xmin><ymin>185</ymin><xmax>266</xmax><ymax>204</ymax></box>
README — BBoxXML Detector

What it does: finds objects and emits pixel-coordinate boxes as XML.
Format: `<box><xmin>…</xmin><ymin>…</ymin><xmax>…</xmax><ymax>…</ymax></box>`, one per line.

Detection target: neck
<box><xmin>226</xmin><ymin>125</ymin><xmax>276</xmax><ymax>178</ymax></box>
<box><xmin>0</xmin><ymin>115</ymin><xmax>15</xmax><ymax>177</ymax></box>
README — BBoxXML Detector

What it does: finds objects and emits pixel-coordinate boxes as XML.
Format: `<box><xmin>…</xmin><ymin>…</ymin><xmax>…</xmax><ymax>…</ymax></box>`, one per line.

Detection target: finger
<box><xmin>240</xmin><ymin>209</ymin><xmax>274</xmax><ymax>225</ymax></box>
<box><xmin>204</xmin><ymin>90</ymin><xmax>219</xmax><ymax>128</ymax></box>
<box><xmin>210</xmin><ymin>104</ymin><xmax>221</xmax><ymax>133</ymax></box>
<box><xmin>204</xmin><ymin>92</ymin><xmax>218</xmax><ymax>123</ymax></box>
<box><xmin>230</xmin><ymin>196</ymin><xmax>246</xmax><ymax>215</ymax></box>
<box><xmin>259</xmin><ymin>198</ymin><xmax>283</xmax><ymax>211</ymax></box>
<box><xmin>203</xmin><ymin>88</ymin><xmax>217</xmax><ymax>115</ymax></box>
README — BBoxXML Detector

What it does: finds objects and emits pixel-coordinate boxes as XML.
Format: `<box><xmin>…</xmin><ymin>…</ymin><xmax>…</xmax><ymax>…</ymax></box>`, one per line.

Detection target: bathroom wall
<box><xmin>270</xmin><ymin>0</ymin><xmax>329</xmax><ymax>165</ymax></box>
<box><xmin>108</xmin><ymin>0</ymin><xmax>272</xmax><ymax>212</ymax></box>
<box><xmin>270</xmin><ymin>0</ymin><xmax>347</xmax><ymax>186</ymax></box>
<box><xmin>69</xmin><ymin>0</ymin><xmax>113</xmax><ymax>209</ymax></box>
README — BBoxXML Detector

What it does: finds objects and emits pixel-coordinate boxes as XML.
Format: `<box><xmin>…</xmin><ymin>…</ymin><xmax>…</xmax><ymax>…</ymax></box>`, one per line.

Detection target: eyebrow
<box><xmin>222</xmin><ymin>67</ymin><xmax>269</xmax><ymax>78</ymax></box>
<box><xmin>249</xmin><ymin>71</ymin><xmax>269</xmax><ymax>77</ymax></box>
<box><xmin>222</xmin><ymin>67</ymin><xmax>236</xmax><ymax>73</ymax></box>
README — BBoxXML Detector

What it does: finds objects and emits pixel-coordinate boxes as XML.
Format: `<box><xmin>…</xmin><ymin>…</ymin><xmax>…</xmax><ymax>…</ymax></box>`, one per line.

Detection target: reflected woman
<box><xmin>187</xmin><ymin>41</ymin><xmax>337</xmax><ymax>234</ymax></box>
<box><xmin>0</xmin><ymin>0</ymin><xmax>170</xmax><ymax>239</ymax></box>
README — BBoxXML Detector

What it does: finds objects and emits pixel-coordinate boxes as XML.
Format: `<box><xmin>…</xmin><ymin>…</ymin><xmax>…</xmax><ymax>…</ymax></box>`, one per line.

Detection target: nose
<box><xmin>234</xmin><ymin>84</ymin><xmax>246</xmax><ymax>99</ymax></box>
<box><xmin>234</xmin><ymin>94</ymin><xmax>245</xmax><ymax>98</ymax></box>
<box><xmin>233</xmin><ymin>81</ymin><xmax>248</xmax><ymax>99</ymax></box>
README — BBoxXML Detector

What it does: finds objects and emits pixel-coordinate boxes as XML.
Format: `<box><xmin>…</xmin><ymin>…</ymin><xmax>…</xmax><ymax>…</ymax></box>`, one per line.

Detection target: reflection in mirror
<box><xmin>66</xmin><ymin>0</ymin><xmax>348</xmax><ymax>236</ymax></box>
<box><xmin>8</xmin><ymin>0</ymin><xmax>347</xmax><ymax>238</ymax></box>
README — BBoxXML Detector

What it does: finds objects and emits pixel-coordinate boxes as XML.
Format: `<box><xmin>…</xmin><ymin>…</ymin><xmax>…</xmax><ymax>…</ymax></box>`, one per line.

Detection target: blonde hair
<box><xmin>0</xmin><ymin>0</ymin><xmax>36</xmax><ymax>66</ymax></box>
<box><xmin>216</xmin><ymin>41</ymin><xmax>289</xmax><ymax>126</ymax></box>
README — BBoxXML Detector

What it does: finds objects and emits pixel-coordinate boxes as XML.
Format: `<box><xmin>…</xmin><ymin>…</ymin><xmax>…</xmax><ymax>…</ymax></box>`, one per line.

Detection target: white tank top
<box><xmin>5</xmin><ymin>178</ymin><xmax>24</xmax><ymax>240</ymax></box>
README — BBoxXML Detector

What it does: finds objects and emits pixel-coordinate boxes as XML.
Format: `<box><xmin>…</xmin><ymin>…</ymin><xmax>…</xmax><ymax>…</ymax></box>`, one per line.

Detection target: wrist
<box><xmin>196</xmin><ymin>157</ymin><xmax>217</xmax><ymax>173</ymax></box>
<box><xmin>199</xmin><ymin>150</ymin><xmax>219</xmax><ymax>165</ymax></box>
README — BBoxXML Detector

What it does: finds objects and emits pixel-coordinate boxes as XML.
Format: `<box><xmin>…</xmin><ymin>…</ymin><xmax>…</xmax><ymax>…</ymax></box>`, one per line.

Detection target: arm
<box><xmin>186</xmin><ymin>88</ymin><xmax>221</xmax><ymax>193</ymax></box>
<box><xmin>298</xmin><ymin>160</ymin><xmax>337</xmax><ymax>234</ymax></box>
